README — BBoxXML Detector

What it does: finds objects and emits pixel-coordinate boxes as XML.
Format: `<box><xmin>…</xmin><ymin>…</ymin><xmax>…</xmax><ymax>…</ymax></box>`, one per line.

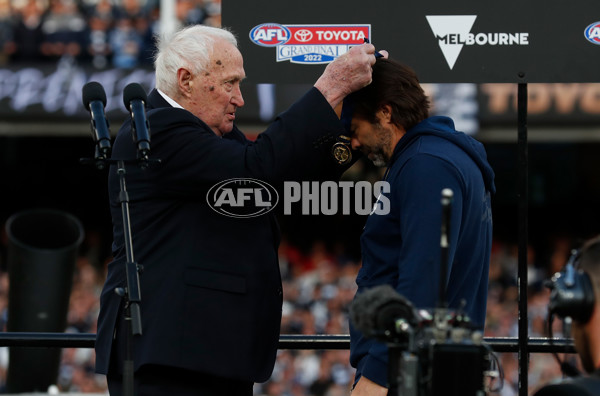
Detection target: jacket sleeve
<box><xmin>131</xmin><ymin>87</ymin><xmax>349</xmax><ymax>197</ymax></box>
<box><xmin>392</xmin><ymin>154</ymin><xmax>464</xmax><ymax>307</ymax></box>
<box><xmin>360</xmin><ymin>154</ymin><xmax>465</xmax><ymax>388</ymax></box>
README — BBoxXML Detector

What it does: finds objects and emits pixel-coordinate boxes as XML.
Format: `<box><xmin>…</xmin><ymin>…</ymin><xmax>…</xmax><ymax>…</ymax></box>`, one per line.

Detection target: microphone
<box><xmin>350</xmin><ymin>284</ymin><xmax>421</xmax><ymax>340</ymax></box>
<box><xmin>123</xmin><ymin>83</ymin><xmax>151</xmax><ymax>160</ymax></box>
<box><xmin>438</xmin><ymin>188</ymin><xmax>453</xmax><ymax>309</ymax></box>
<box><xmin>82</xmin><ymin>81</ymin><xmax>111</xmax><ymax>160</ymax></box>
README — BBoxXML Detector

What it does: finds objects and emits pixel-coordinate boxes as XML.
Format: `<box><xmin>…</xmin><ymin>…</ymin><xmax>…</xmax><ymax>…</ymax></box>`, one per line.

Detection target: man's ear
<box><xmin>177</xmin><ymin>68</ymin><xmax>193</xmax><ymax>97</ymax></box>
<box><xmin>585</xmin><ymin>297</ymin><xmax>600</xmax><ymax>330</ymax></box>
<box><xmin>377</xmin><ymin>104</ymin><xmax>393</xmax><ymax>124</ymax></box>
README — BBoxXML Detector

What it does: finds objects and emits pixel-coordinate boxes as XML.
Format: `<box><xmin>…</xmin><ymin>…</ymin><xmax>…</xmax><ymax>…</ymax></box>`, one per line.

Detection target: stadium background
<box><xmin>0</xmin><ymin>0</ymin><xmax>600</xmax><ymax>394</ymax></box>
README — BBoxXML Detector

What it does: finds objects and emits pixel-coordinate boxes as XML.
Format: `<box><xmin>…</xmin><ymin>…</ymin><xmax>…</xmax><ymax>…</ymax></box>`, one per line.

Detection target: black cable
<box><xmin>547</xmin><ymin>312</ymin><xmax>581</xmax><ymax>378</ymax></box>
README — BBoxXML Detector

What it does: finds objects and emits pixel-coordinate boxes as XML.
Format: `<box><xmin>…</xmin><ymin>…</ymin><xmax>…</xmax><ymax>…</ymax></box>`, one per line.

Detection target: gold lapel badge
<box><xmin>332</xmin><ymin>135</ymin><xmax>352</xmax><ymax>165</ymax></box>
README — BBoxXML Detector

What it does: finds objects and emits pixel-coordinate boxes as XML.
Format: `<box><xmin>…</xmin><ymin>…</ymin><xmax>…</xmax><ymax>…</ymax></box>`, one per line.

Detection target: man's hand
<box><xmin>314</xmin><ymin>44</ymin><xmax>388</xmax><ymax>109</ymax></box>
<box><xmin>351</xmin><ymin>376</ymin><xmax>388</xmax><ymax>396</ymax></box>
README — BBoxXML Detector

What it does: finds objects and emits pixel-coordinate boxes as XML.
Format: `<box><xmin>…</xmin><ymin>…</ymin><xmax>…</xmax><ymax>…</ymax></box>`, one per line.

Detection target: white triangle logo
<box><xmin>426</xmin><ymin>15</ymin><xmax>477</xmax><ymax>70</ymax></box>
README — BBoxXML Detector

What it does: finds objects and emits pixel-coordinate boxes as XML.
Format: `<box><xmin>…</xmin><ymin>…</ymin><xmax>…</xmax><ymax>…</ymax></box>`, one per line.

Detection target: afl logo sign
<box><xmin>249</xmin><ymin>23</ymin><xmax>370</xmax><ymax>65</ymax></box>
<box><xmin>249</xmin><ymin>23</ymin><xmax>290</xmax><ymax>47</ymax></box>
<box><xmin>584</xmin><ymin>21</ymin><xmax>600</xmax><ymax>45</ymax></box>
<box><xmin>207</xmin><ymin>178</ymin><xmax>279</xmax><ymax>218</ymax></box>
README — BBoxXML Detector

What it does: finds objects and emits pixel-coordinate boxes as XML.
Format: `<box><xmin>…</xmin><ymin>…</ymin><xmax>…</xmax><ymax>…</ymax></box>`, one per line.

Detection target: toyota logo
<box><xmin>295</xmin><ymin>29</ymin><xmax>313</xmax><ymax>42</ymax></box>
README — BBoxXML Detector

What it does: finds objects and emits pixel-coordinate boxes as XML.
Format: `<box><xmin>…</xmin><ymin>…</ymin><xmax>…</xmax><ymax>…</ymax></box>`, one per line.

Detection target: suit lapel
<box><xmin>147</xmin><ymin>89</ymin><xmax>171</xmax><ymax>110</ymax></box>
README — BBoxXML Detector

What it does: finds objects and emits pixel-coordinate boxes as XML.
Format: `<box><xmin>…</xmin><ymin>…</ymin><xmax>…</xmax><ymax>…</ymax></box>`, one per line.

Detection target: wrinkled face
<box><xmin>350</xmin><ymin>116</ymin><xmax>394</xmax><ymax>167</ymax></box>
<box><xmin>187</xmin><ymin>40</ymin><xmax>245</xmax><ymax>136</ymax></box>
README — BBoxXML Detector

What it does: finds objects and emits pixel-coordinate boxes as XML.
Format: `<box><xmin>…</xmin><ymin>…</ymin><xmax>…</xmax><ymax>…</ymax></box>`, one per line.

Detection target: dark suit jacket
<box><xmin>95</xmin><ymin>87</ymin><xmax>347</xmax><ymax>382</ymax></box>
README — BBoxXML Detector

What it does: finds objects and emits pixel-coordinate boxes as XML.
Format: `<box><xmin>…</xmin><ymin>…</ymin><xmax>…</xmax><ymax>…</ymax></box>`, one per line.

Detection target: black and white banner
<box><xmin>0</xmin><ymin>63</ymin><xmax>599</xmax><ymax>136</ymax></box>
<box><xmin>223</xmin><ymin>0</ymin><xmax>600</xmax><ymax>83</ymax></box>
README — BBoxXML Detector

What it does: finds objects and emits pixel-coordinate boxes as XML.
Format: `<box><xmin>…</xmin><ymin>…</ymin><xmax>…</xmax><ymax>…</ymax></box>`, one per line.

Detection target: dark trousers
<box><xmin>108</xmin><ymin>310</ymin><xmax>253</xmax><ymax>396</ymax></box>
<box><xmin>107</xmin><ymin>364</ymin><xmax>254</xmax><ymax>396</ymax></box>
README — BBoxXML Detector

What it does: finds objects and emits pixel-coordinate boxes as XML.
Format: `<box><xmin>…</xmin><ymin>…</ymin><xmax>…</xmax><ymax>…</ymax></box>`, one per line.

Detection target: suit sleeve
<box><xmin>141</xmin><ymin>87</ymin><xmax>347</xmax><ymax>196</ymax></box>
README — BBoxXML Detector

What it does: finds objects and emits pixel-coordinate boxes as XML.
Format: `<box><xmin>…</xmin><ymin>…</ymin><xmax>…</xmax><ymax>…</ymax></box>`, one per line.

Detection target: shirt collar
<box><xmin>157</xmin><ymin>88</ymin><xmax>224</xmax><ymax>138</ymax></box>
<box><xmin>157</xmin><ymin>89</ymin><xmax>184</xmax><ymax>109</ymax></box>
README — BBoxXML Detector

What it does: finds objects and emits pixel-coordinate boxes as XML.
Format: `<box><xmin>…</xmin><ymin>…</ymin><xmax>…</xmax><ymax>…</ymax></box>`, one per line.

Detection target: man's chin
<box><xmin>368</xmin><ymin>154</ymin><xmax>387</xmax><ymax>167</ymax></box>
<box><xmin>219</xmin><ymin>124</ymin><xmax>235</xmax><ymax>136</ymax></box>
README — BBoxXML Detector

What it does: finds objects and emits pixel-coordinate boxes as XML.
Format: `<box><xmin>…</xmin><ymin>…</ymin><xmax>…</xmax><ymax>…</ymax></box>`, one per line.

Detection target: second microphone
<box><xmin>123</xmin><ymin>83</ymin><xmax>151</xmax><ymax>160</ymax></box>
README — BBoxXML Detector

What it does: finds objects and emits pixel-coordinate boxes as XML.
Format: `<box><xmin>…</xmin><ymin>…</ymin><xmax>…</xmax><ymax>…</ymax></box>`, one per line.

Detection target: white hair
<box><xmin>154</xmin><ymin>25</ymin><xmax>238</xmax><ymax>95</ymax></box>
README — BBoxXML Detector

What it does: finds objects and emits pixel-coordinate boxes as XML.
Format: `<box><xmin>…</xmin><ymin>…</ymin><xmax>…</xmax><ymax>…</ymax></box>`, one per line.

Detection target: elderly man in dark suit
<box><xmin>95</xmin><ymin>24</ymin><xmax>383</xmax><ymax>395</ymax></box>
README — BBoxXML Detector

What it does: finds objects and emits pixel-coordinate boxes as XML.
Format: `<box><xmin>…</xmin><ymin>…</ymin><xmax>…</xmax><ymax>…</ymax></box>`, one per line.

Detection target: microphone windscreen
<box><xmin>82</xmin><ymin>81</ymin><xmax>107</xmax><ymax>111</ymax></box>
<box><xmin>350</xmin><ymin>284</ymin><xmax>414</xmax><ymax>336</ymax></box>
<box><xmin>375</xmin><ymin>298</ymin><xmax>417</xmax><ymax>332</ymax></box>
<box><xmin>123</xmin><ymin>83</ymin><xmax>148</xmax><ymax>111</ymax></box>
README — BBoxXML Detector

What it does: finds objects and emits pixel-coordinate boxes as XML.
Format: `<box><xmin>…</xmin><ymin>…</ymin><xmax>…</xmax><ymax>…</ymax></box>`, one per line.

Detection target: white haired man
<box><xmin>95</xmin><ymin>24</ymin><xmax>384</xmax><ymax>395</ymax></box>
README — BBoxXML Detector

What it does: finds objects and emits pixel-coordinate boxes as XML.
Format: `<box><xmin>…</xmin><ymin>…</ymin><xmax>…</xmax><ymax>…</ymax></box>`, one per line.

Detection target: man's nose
<box><xmin>351</xmin><ymin>137</ymin><xmax>361</xmax><ymax>150</ymax></box>
<box><xmin>232</xmin><ymin>86</ymin><xmax>244</xmax><ymax>107</ymax></box>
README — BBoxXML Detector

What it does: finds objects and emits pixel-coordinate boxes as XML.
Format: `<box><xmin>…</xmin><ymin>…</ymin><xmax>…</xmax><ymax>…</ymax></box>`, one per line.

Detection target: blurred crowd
<box><xmin>0</xmin><ymin>1</ymin><xmax>585</xmax><ymax>394</ymax></box>
<box><xmin>0</xmin><ymin>0</ymin><xmax>222</xmax><ymax>69</ymax></box>
<box><xmin>0</xmin><ymin>228</ymin><xmax>584</xmax><ymax>395</ymax></box>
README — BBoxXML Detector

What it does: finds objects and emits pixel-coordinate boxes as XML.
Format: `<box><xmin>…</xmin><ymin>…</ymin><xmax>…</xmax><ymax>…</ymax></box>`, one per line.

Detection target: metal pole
<box><xmin>160</xmin><ymin>0</ymin><xmax>178</xmax><ymax>37</ymax></box>
<box><xmin>517</xmin><ymin>82</ymin><xmax>529</xmax><ymax>396</ymax></box>
<box><xmin>0</xmin><ymin>333</ymin><xmax>576</xmax><ymax>353</ymax></box>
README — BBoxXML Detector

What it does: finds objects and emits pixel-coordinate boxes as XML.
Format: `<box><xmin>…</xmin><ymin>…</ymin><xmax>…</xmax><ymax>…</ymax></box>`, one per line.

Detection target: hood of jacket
<box><xmin>390</xmin><ymin>115</ymin><xmax>496</xmax><ymax>194</ymax></box>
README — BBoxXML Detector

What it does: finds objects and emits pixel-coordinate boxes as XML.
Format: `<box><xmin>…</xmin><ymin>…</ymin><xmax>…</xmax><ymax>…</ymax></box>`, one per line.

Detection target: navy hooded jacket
<box><xmin>349</xmin><ymin>116</ymin><xmax>496</xmax><ymax>387</ymax></box>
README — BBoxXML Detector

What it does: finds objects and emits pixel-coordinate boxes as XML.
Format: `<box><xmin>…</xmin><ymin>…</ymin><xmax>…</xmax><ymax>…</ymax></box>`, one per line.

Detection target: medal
<box><xmin>332</xmin><ymin>135</ymin><xmax>352</xmax><ymax>165</ymax></box>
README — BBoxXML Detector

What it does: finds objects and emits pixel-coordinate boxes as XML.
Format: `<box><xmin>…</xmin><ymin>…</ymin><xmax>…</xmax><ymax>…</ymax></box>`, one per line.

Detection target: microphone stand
<box><xmin>115</xmin><ymin>159</ymin><xmax>142</xmax><ymax>396</ymax></box>
<box><xmin>429</xmin><ymin>189</ymin><xmax>453</xmax><ymax>396</ymax></box>
<box><xmin>81</xmin><ymin>152</ymin><xmax>158</xmax><ymax>396</ymax></box>
<box><xmin>388</xmin><ymin>344</ymin><xmax>401</xmax><ymax>396</ymax></box>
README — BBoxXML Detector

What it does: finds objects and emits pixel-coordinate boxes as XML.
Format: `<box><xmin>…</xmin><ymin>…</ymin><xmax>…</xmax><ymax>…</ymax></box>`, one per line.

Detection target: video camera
<box><xmin>349</xmin><ymin>189</ymin><xmax>500</xmax><ymax>395</ymax></box>
<box><xmin>350</xmin><ymin>285</ymin><xmax>498</xmax><ymax>396</ymax></box>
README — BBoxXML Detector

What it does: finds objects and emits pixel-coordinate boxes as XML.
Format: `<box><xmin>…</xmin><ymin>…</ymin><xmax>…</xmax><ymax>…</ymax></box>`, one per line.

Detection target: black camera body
<box><xmin>392</xmin><ymin>309</ymin><xmax>489</xmax><ymax>396</ymax></box>
<box><xmin>350</xmin><ymin>285</ymin><xmax>492</xmax><ymax>396</ymax></box>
